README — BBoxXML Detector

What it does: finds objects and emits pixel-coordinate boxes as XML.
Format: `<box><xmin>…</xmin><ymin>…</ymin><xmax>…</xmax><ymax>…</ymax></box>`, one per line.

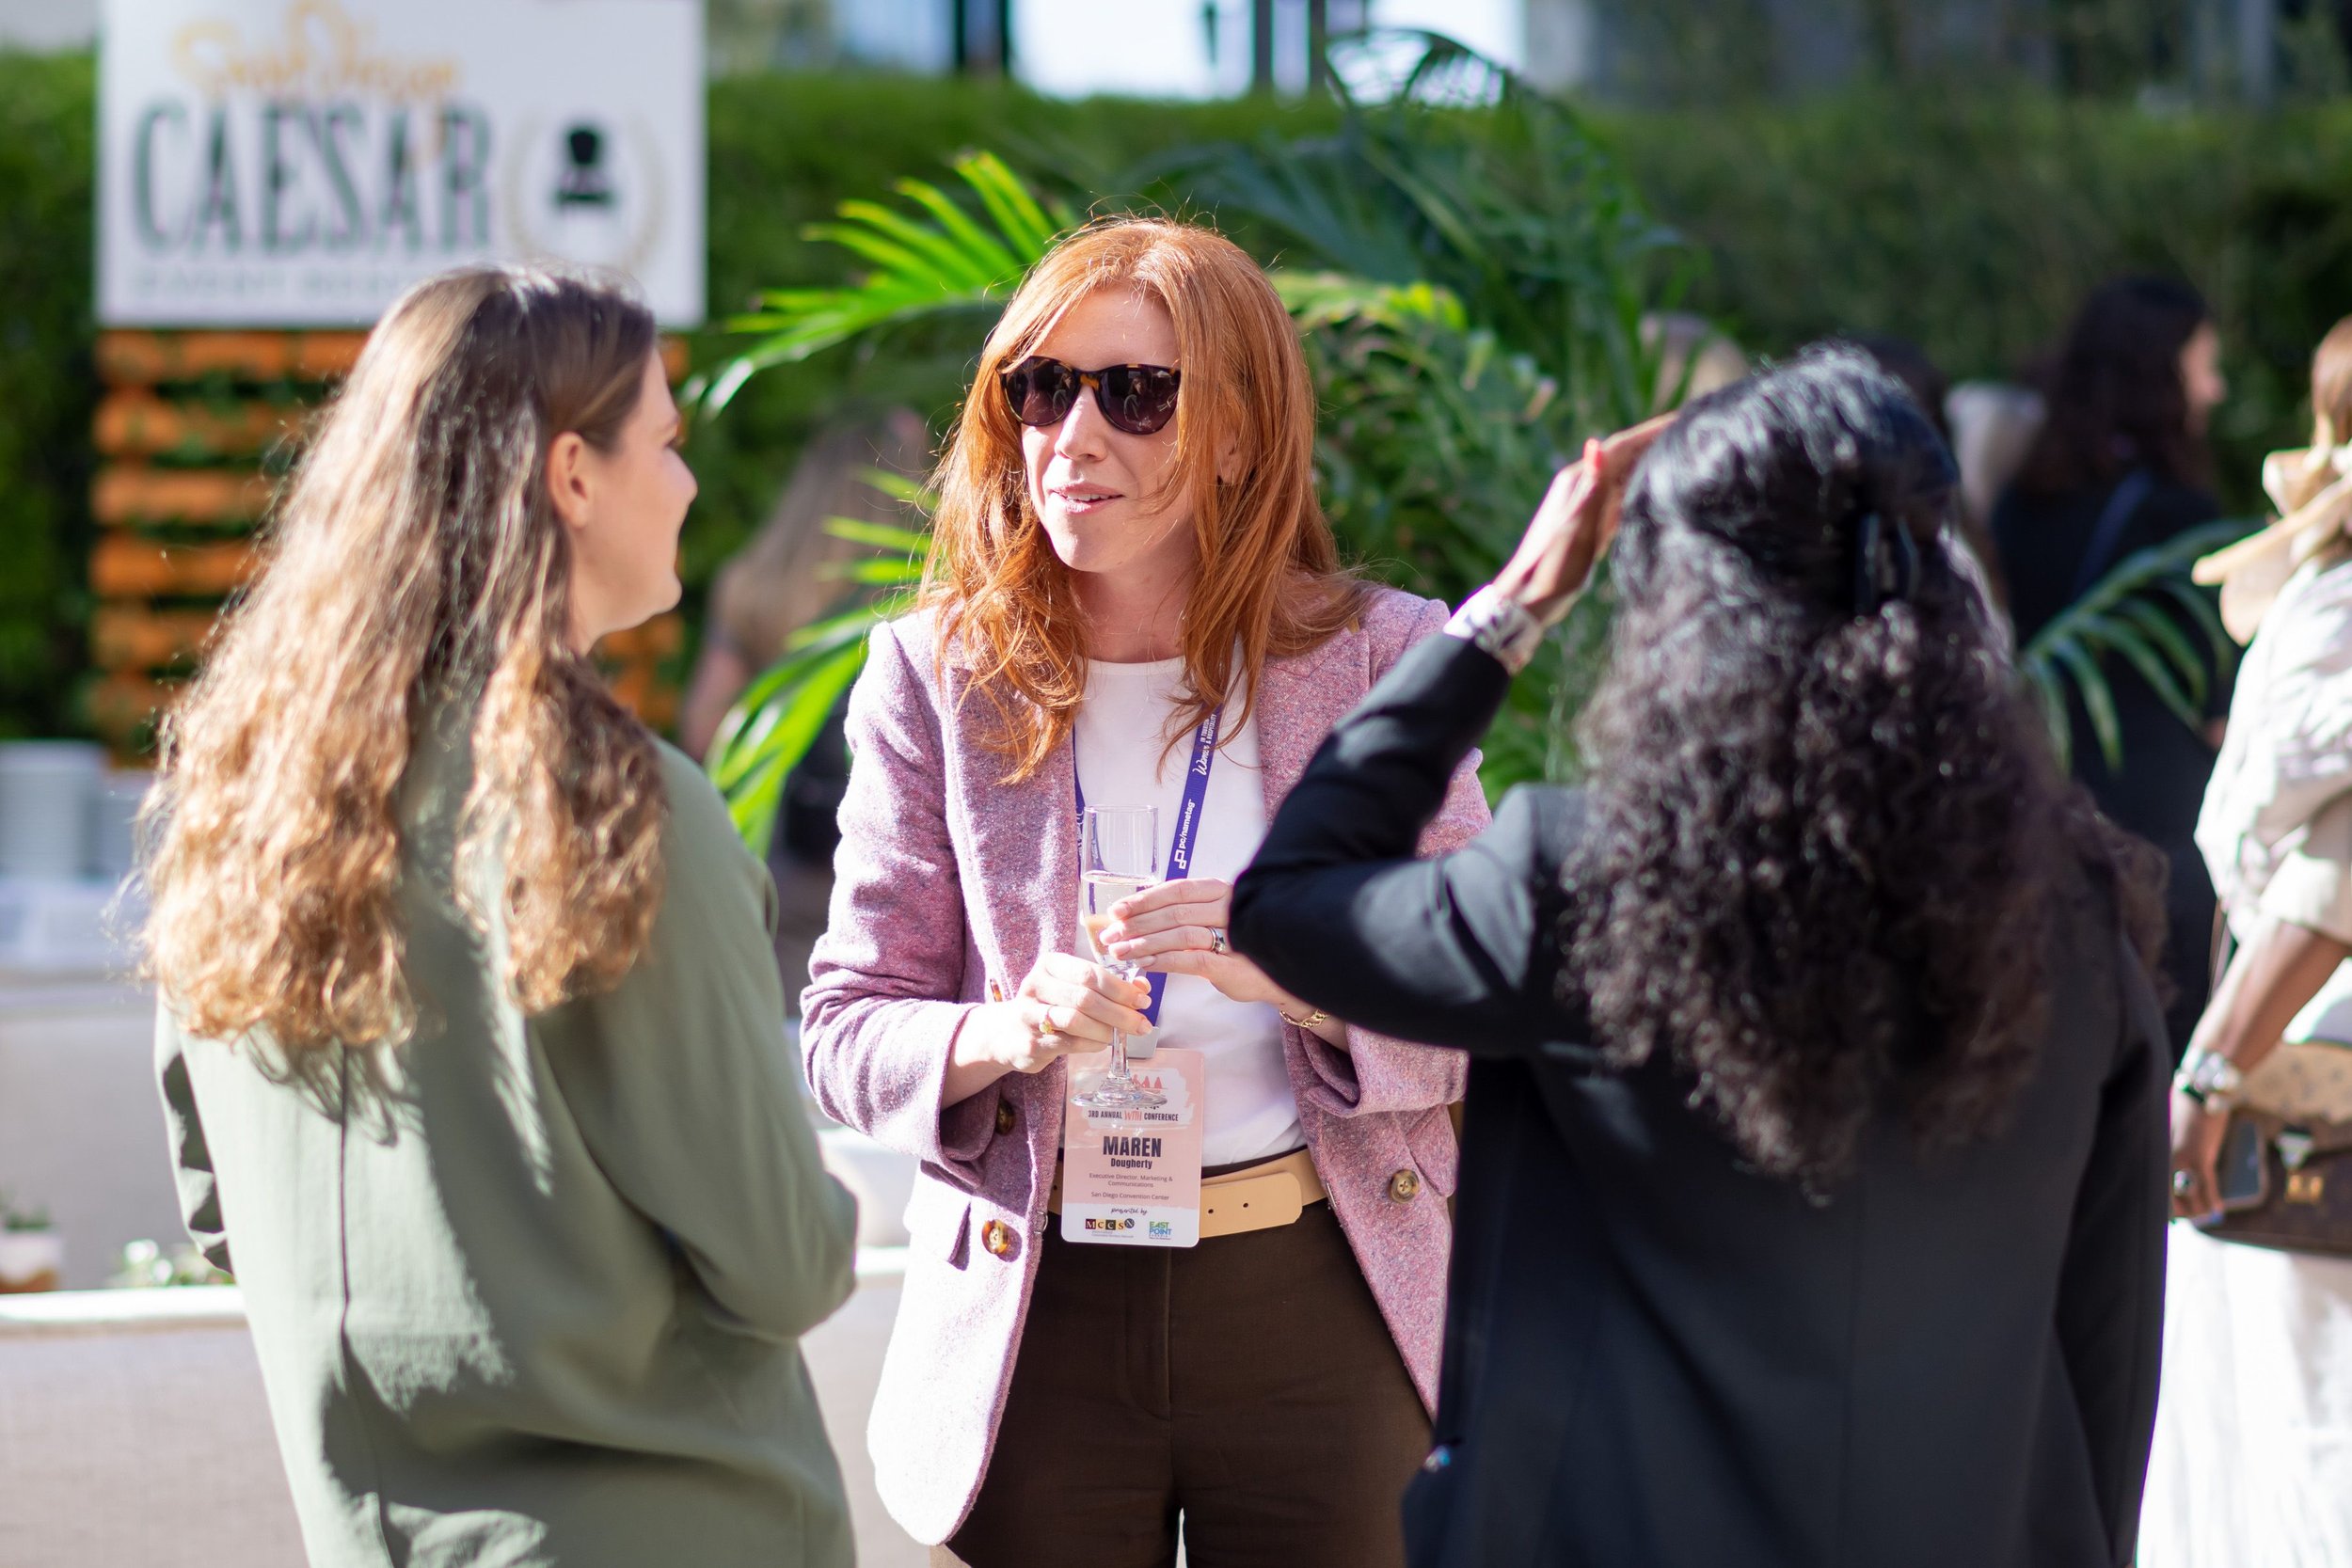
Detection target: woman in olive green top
<box><xmin>141</xmin><ymin>266</ymin><xmax>859</xmax><ymax>1568</ymax></box>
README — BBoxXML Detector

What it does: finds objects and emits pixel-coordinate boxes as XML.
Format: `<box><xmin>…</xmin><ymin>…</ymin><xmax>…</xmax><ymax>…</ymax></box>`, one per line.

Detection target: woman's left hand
<box><xmin>2169</xmin><ymin>1088</ymin><xmax>2232</xmax><ymax>1223</ymax></box>
<box><xmin>1102</xmin><ymin>879</ymin><xmax>1293</xmax><ymax>1008</ymax></box>
<box><xmin>1493</xmin><ymin>413</ymin><xmax>1677</xmax><ymax>627</ymax></box>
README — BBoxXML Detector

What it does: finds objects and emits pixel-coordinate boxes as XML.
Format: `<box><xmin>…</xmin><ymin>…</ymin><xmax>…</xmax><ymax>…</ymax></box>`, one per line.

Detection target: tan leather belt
<box><xmin>1047</xmin><ymin>1147</ymin><xmax>1326</xmax><ymax>1240</ymax></box>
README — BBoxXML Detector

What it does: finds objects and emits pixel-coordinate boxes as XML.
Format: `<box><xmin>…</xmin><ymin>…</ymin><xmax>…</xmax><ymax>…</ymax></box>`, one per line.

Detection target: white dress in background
<box><xmin>2143</xmin><ymin>547</ymin><xmax>2352</xmax><ymax>1567</ymax></box>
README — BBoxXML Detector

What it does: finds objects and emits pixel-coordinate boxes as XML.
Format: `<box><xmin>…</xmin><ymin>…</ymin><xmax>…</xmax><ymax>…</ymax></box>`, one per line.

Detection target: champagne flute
<box><xmin>1076</xmin><ymin>803</ymin><xmax>1167</xmax><ymax>1112</ymax></box>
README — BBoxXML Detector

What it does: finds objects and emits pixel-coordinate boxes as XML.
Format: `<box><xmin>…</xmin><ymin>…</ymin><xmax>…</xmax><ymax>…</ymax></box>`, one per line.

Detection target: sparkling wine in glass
<box><xmin>1076</xmin><ymin>803</ymin><xmax>1166</xmax><ymax>1112</ymax></box>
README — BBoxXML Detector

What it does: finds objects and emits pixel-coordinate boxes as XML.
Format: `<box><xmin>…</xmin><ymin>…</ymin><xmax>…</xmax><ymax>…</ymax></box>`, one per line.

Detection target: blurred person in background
<box><xmin>1947</xmin><ymin>377</ymin><xmax>2046</xmax><ymax>604</ymax></box>
<box><xmin>1643</xmin><ymin>309</ymin><xmax>1748</xmax><ymax>413</ymax></box>
<box><xmin>799</xmin><ymin>216</ymin><xmax>1488</xmax><ymax>1567</ymax></box>
<box><xmin>2146</xmin><ymin>315</ymin><xmax>2352</xmax><ymax>1567</ymax></box>
<box><xmin>1995</xmin><ymin>277</ymin><xmax>2232</xmax><ymax>1050</ymax></box>
<box><xmin>679</xmin><ymin>408</ymin><xmax>931</xmax><ymax>759</ymax></box>
<box><xmin>1231</xmin><ymin>348</ymin><xmax>2171</xmax><ymax>1568</ymax></box>
<box><xmin>141</xmin><ymin>267</ymin><xmax>859</xmax><ymax>1568</ymax></box>
<box><xmin>680</xmin><ymin>407</ymin><xmax>930</xmax><ymax>996</ymax></box>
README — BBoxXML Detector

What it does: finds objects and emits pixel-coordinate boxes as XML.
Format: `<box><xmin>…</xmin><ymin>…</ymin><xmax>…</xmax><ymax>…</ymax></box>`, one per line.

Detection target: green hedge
<box><xmin>1609</xmin><ymin>89</ymin><xmax>2352</xmax><ymax>515</ymax></box>
<box><xmin>0</xmin><ymin>54</ymin><xmax>1334</xmax><ymax>740</ymax></box>
<box><xmin>8</xmin><ymin>55</ymin><xmax>2352</xmax><ymax>737</ymax></box>
<box><xmin>0</xmin><ymin>53</ymin><xmax>95</xmax><ymax>740</ymax></box>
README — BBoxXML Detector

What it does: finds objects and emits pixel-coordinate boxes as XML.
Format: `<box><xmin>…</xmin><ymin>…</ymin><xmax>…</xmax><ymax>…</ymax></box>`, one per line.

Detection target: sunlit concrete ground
<box><xmin>0</xmin><ymin>1263</ymin><xmax>923</xmax><ymax>1568</ymax></box>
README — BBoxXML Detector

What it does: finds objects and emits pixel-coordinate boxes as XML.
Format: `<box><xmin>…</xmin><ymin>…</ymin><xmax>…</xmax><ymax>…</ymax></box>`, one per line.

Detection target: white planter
<box><xmin>0</xmin><ymin>743</ymin><xmax>104</xmax><ymax>880</ymax></box>
<box><xmin>0</xmin><ymin>876</ymin><xmax>135</xmax><ymax>973</ymax></box>
<box><xmin>0</xmin><ymin>1230</ymin><xmax>63</xmax><ymax>1291</ymax></box>
<box><xmin>87</xmin><ymin>771</ymin><xmax>152</xmax><ymax>881</ymax></box>
<box><xmin>817</xmin><ymin>1127</ymin><xmax>916</xmax><ymax>1248</ymax></box>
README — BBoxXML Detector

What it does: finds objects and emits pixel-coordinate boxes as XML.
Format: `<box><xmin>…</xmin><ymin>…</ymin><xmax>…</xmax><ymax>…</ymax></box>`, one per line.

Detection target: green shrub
<box><xmin>8</xmin><ymin>55</ymin><xmax>2352</xmax><ymax>739</ymax></box>
<box><xmin>0</xmin><ymin>56</ymin><xmax>1333</xmax><ymax>740</ymax></box>
<box><xmin>1609</xmin><ymin>89</ymin><xmax>2352</xmax><ymax>513</ymax></box>
<box><xmin>0</xmin><ymin>51</ymin><xmax>95</xmax><ymax>739</ymax></box>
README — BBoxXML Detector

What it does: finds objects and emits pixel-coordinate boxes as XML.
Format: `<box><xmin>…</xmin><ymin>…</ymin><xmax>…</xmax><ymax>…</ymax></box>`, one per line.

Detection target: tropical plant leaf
<box><xmin>1274</xmin><ymin>271</ymin><xmax>1470</xmax><ymax>333</ymax></box>
<box><xmin>821</xmin><ymin>515</ymin><xmax>931</xmax><ymax>555</ymax></box>
<box><xmin>698</xmin><ymin>151</ymin><xmax>1076</xmax><ymax>418</ymax></box>
<box><xmin>700</xmin><ymin>465</ymin><xmax>925</xmax><ymax>845</ymax></box>
<box><xmin>824</xmin><ymin>557</ymin><xmax>929</xmax><ymax>585</ymax></box>
<box><xmin>2155</xmin><ymin>575</ymin><xmax>2240</xmax><ymax>673</ymax></box>
<box><xmin>701</xmin><ymin>43</ymin><xmax>1711</xmax><ymax>839</ymax></box>
<box><xmin>858</xmin><ymin>467</ymin><xmax>937</xmax><ymax>510</ymax></box>
<box><xmin>784</xmin><ymin>596</ymin><xmax>919</xmax><ymax>656</ymax></box>
<box><xmin>708</xmin><ymin>633</ymin><xmax>865</xmax><ymax>787</ymax></box>
<box><xmin>2112</xmin><ymin>596</ymin><xmax>2208</xmax><ymax>706</ymax></box>
<box><xmin>2050</xmin><ymin>638</ymin><xmax>2124</xmax><ymax>769</ymax></box>
<box><xmin>718</xmin><ymin>638</ymin><xmax>872</xmax><ymax>861</ymax></box>
<box><xmin>2018</xmin><ymin>516</ymin><xmax>2252</xmax><ymax>771</ymax></box>
<box><xmin>1157</xmin><ymin>43</ymin><xmax>1689</xmax><ymax>438</ymax></box>
<box><xmin>2092</xmin><ymin>616</ymin><xmax>2201</xmax><ymax>732</ymax></box>
<box><xmin>2029</xmin><ymin>662</ymin><xmax>2071</xmax><ymax>771</ymax></box>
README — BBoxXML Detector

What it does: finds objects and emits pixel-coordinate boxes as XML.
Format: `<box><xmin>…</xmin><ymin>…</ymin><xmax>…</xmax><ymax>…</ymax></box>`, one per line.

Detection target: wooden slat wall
<box><xmin>89</xmin><ymin>330</ymin><xmax>687</xmax><ymax>752</ymax></box>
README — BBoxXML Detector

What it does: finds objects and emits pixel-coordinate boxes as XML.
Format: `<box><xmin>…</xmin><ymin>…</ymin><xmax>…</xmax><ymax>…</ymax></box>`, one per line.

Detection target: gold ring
<box><xmin>1210</xmin><ymin>927</ymin><xmax>1229</xmax><ymax>956</ymax></box>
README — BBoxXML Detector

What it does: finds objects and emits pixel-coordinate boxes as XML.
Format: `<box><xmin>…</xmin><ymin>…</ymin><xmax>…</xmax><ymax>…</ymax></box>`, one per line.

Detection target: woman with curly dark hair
<box><xmin>1230</xmin><ymin>348</ymin><xmax>2173</xmax><ymax>1568</ymax></box>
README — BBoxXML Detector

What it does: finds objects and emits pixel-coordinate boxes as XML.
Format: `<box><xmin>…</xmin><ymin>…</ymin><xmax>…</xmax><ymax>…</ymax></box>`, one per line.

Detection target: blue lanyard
<box><xmin>1074</xmin><ymin>710</ymin><xmax>1220</xmax><ymax>1024</ymax></box>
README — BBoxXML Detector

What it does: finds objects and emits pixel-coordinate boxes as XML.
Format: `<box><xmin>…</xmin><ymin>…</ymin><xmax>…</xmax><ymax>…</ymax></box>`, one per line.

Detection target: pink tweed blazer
<box><xmin>800</xmin><ymin>587</ymin><xmax>1489</xmax><ymax>1545</ymax></box>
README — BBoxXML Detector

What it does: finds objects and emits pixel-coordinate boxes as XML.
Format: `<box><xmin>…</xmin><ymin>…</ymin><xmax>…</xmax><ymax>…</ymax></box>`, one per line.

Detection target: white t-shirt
<box><xmin>1071</xmin><ymin>657</ymin><xmax>1303</xmax><ymax>1166</ymax></box>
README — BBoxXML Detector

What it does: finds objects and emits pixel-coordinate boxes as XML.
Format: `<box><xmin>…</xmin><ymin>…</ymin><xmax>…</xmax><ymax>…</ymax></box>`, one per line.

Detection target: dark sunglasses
<box><xmin>1000</xmin><ymin>356</ymin><xmax>1183</xmax><ymax>436</ymax></box>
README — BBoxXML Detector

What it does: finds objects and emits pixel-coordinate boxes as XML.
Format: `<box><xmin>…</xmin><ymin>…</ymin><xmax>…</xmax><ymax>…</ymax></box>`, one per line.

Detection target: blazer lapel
<box><xmin>1252</xmin><ymin>621</ymin><xmax>1367</xmax><ymax>816</ymax></box>
<box><xmin>958</xmin><ymin>722</ymin><xmax>1081</xmax><ymax>996</ymax></box>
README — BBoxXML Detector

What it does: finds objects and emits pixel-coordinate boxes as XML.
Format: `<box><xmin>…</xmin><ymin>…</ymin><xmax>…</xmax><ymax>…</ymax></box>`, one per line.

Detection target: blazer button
<box><xmin>995</xmin><ymin>1101</ymin><xmax>1017</xmax><ymax>1136</ymax></box>
<box><xmin>1387</xmin><ymin>1168</ymin><xmax>1422</xmax><ymax>1204</ymax></box>
<box><xmin>981</xmin><ymin>1219</ymin><xmax>1016</xmax><ymax>1258</ymax></box>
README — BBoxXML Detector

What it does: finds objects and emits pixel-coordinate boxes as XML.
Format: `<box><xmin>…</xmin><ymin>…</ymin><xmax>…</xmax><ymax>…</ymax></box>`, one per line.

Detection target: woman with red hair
<box><xmin>801</xmin><ymin>217</ymin><xmax>1488</xmax><ymax>1565</ymax></box>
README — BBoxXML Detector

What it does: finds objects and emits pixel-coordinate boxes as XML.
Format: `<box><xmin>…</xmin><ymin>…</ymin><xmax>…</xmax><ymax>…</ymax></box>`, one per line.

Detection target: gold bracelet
<box><xmin>1279</xmin><ymin>1003</ymin><xmax>1330</xmax><ymax>1029</ymax></box>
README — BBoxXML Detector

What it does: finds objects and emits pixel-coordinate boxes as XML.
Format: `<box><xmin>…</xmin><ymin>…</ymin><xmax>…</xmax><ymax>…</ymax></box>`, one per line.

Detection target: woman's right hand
<box><xmin>956</xmin><ymin>954</ymin><xmax>1153</xmax><ymax>1077</ymax></box>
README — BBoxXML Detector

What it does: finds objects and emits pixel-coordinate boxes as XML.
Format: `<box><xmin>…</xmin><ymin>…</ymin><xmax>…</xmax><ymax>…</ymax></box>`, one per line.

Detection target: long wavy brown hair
<box><xmin>926</xmin><ymin>216</ymin><xmax>1366</xmax><ymax>780</ymax></box>
<box><xmin>142</xmin><ymin>266</ymin><xmax>669</xmax><ymax>1053</ymax></box>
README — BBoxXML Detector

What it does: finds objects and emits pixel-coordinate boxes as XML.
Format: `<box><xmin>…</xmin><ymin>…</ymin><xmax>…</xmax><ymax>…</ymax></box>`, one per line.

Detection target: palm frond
<box><xmin>703</xmin><ymin>57</ymin><xmax>1711</xmax><ymax>839</ymax></box>
<box><xmin>700</xmin><ymin>473</ymin><xmax>932</xmax><ymax>853</ymax></box>
<box><xmin>696</xmin><ymin>151</ymin><xmax>1075</xmax><ymax>418</ymax></box>
<box><xmin>1155</xmin><ymin>29</ymin><xmax>1690</xmax><ymax>436</ymax></box>
<box><xmin>714</xmin><ymin>637</ymin><xmax>876</xmax><ymax>861</ymax></box>
<box><xmin>821</xmin><ymin>515</ymin><xmax>931</xmax><ymax>555</ymax></box>
<box><xmin>2018</xmin><ymin>518</ymin><xmax>2252</xmax><ymax>771</ymax></box>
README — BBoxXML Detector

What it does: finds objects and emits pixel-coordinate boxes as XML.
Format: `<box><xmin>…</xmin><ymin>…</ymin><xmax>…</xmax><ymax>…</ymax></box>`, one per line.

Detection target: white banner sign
<box><xmin>98</xmin><ymin>0</ymin><xmax>705</xmax><ymax>326</ymax></box>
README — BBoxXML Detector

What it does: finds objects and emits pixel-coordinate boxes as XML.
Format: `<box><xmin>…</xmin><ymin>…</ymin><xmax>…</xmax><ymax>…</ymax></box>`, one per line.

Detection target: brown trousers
<box><xmin>936</xmin><ymin>1199</ymin><xmax>1430</xmax><ymax>1568</ymax></box>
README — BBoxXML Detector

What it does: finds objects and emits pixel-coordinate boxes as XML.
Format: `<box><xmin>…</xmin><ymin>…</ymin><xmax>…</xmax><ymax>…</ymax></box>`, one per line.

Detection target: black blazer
<box><xmin>1230</xmin><ymin>632</ymin><xmax>2170</xmax><ymax>1568</ymax></box>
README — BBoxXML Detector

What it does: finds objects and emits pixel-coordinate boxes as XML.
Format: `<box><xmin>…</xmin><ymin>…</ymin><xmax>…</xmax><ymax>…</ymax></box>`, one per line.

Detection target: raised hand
<box><xmin>1492</xmin><ymin>413</ymin><xmax>1675</xmax><ymax>626</ymax></box>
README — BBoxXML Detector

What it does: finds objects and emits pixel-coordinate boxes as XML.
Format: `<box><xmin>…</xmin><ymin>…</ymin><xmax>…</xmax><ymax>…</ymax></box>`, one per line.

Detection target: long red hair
<box><xmin>925</xmin><ymin>216</ymin><xmax>1364</xmax><ymax>780</ymax></box>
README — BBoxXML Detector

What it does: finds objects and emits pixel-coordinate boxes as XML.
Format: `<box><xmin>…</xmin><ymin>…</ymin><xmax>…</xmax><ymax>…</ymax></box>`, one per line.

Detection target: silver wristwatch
<box><xmin>1444</xmin><ymin>585</ymin><xmax>1547</xmax><ymax>674</ymax></box>
<box><xmin>2174</xmin><ymin>1046</ymin><xmax>2245</xmax><ymax>1110</ymax></box>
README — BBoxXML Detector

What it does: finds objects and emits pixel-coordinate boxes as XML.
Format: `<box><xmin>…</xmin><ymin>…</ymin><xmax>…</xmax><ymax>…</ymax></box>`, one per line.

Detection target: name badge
<box><xmin>1060</xmin><ymin>1047</ymin><xmax>1205</xmax><ymax>1247</ymax></box>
